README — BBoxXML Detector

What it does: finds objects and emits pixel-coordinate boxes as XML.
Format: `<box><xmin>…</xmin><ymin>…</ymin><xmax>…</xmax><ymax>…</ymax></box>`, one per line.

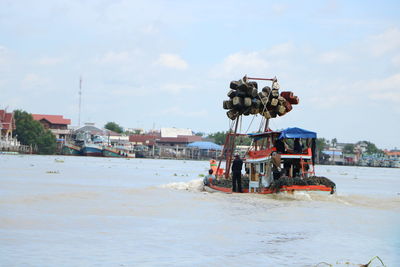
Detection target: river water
<box><xmin>0</xmin><ymin>155</ymin><xmax>399</xmax><ymax>266</ymax></box>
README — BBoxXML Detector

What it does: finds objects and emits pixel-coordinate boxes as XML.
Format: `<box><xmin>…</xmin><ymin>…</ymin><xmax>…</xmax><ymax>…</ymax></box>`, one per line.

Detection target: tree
<box><xmin>343</xmin><ymin>144</ymin><xmax>355</xmax><ymax>154</ymax></box>
<box><xmin>357</xmin><ymin>141</ymin><xmax>382</xmax><ymax>154</ymax></box>
<box><xmin>315</xmin><ymin>138</ymin><xmax>329</xmax><ymax>162</ymax></box>
<box><xmin>331</xmin><ymin>138</ymin><xmax>337</xmax><ymax>148</ymax></box>
<box><xmin>207</xmin><ymin>131</ymin><xmax>227</xmax><ymax>145</ymax></box>
<box><xmin>104</xmin><ymin>122</ymin><xmax>123</xmax><ymax>134</ymax></box>
<box><xmin>13</xmin><ymin>110</ymin><xmax>56</xmax><ymax>154</ymax></box>
<box><xmin>36</xmin><ymin>130</ymin><xmax>57</xmax><ymax>154</ymax></box>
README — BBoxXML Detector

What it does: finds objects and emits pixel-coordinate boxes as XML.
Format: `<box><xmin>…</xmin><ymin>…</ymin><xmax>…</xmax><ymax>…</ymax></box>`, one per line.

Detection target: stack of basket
<box><xmin>223</xmin><ymin>77</ymin><xmax>299</xmax><ymax>120</ymax></box>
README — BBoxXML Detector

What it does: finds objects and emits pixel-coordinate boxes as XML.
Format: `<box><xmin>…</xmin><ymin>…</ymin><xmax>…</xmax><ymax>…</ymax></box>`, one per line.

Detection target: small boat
<box><xmin>61</xmin><ymin>143</ymin><xmax>81</xmax><ymax>156</ymax></box>
<box><xmin>102</xmin><ymin>146</ymin><xmax>134</xmax><ymax>158</ymax></box>
<box><xmin>82</xmin><ymin>143</ymin><xmax>103</xmax><ymax>157</ymax></box>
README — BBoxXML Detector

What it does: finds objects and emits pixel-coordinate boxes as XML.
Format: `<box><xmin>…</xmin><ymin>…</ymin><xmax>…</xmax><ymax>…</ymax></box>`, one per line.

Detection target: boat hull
<box><xmin>82</xmin><ymin>145</ymin><xmax>103</xmax><ymax>157</ymax></box>
<box><xmin>61</xmin><ymin>144</ymin><xmax>81</xmax><ymax>156</ymax></box>
<box><xmin>206</xmin><ymin>184</ymin><xmax>333</xmax><ymax>195</ymax></box>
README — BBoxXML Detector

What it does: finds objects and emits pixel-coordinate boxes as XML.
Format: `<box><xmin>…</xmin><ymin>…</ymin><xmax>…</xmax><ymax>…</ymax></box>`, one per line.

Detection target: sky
<box><xmin>1</xmin><ymin>0</ymin><xmax>400</xmax><ymax>149</ymax></box>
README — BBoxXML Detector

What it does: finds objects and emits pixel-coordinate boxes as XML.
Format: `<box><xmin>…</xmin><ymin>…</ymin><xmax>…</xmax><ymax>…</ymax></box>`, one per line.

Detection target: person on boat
<box><xmin>232</xmin><ymin>154</ymin><xmax>243</xmax><ymax>193</ymax></box>
<box><xmin>209</xmin><ymin>159</ymin><xmax>218</xmax><ymax>174</ymax></box>
<box><xmin>275</xmin><ymin>138</ymin><xmax>286</xmax><ymax>154</ymax></box>
<box><xmin>294</xmin><ymin>138</ymin><xmax>303</xmax><ymax>154</ymax></box>
<box><xmin>203</xmin><ymin>169</ymin><xmax>216</xmax><ymax>186</ymax></box>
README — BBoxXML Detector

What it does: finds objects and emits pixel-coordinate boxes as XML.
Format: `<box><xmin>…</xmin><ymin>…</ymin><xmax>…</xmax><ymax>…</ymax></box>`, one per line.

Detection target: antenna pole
<box><xmin>78</xmin><ymin>76</ymin><xmax>82</xmax><ymax>127</ymax></box>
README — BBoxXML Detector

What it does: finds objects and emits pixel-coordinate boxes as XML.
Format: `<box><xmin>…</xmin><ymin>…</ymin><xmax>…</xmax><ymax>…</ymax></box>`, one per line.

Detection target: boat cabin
<box><xmin>246</xmin><ymin>127</ymin><xmax>317</xmax><ymax>192</ymax></box>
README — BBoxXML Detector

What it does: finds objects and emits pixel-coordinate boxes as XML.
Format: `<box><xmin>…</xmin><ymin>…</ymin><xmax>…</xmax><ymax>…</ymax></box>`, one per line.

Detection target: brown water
<box><xmin>1</xmin><ymin>154</ymin><xmax>399</xmax><ymax>266</ymax></box>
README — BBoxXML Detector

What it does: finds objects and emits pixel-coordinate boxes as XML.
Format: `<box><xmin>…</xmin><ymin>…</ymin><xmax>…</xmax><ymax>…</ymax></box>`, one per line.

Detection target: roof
<box><xmin>187</xmin><ymin>141</ymin><xmax>222</xmax><ymax>150</ymax></box>
<box><xmin>0</xmin><ymin>110</ymin><xmax>15</xmax><ymax>130</ymax></box>
<box><xmin>322</xmin><ymin>150</ymin><xmax>342</xmax><ymax>156</ymax></box>
<box><xmin>279</xmin><ymin>127</ymin><xmax>317</xmax><ymax>139</ymax></box>
<box><xmin>161</xmin><ymin>127</ymin><xmax>193</xmax><ymax>138</ymax></box>
<box><xmin>385</xmin><ymin>151</ymin><xmax>400</xmax><ymax>156</ymax></box>
<box><xmin>75</xmin><ymin>125</ymin><xmax>104</xmax><ymax>135</ymax></box>
<box><xmin>32</xmin><ymin>114</ymin><xmax>71</xmax><ymax>125</ymax></box>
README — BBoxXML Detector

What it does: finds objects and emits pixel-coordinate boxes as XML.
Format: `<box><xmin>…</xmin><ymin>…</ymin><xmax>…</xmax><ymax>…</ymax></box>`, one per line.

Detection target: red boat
<box><xmin>204</xmin><ymin>76</ymin><xmax>335</xmax><ymax>194</ymax></box>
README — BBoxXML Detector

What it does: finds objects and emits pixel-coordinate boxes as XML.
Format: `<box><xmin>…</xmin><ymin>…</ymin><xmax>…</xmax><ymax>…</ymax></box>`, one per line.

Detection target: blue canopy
<box><xmin>279</xmin><ymin>127</ymin><xmax>317</xmax><ymax>139</ymax></box>
<box><xmin>187</xmin><ymin>141</ymin><xmax>222</xmax><ymax>150</ymax></box>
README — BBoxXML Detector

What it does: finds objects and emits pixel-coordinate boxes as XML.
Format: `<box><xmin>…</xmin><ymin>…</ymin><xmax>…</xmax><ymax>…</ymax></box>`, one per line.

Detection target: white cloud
<box><xmin>365</xmin><ymin>73</ymin><xmax>400</xmax><ymax>103</ymax></box>
<box><xmin>156</xmin><ymin>53</ymin><xmax>188</xmax><ymax>70</ymax></box>
<box><xmin>215</xmin><ymin>51</ymin><xmax>269</xmax><ymax>77</ymax></box>
<box><xmin>367</xmin><ymin>27</ymin><xmax>400</xmax><ymax>57</ymax></box>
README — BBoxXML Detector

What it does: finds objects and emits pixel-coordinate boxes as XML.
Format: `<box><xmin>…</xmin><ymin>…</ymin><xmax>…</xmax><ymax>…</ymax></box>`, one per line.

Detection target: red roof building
<box><xmin>0</xmin><ymin>110</ymin><xmax>15</xmax><ymax>140</ymax></box>
<box><xmin>32</xmin><ymin>114</ymin><xmax>71</xmax><ymax>140</ymax></box>
<box><xmin>129</xmin><ymin>134</ymin><xmax>202</xmax><ymax>147</ymax></box>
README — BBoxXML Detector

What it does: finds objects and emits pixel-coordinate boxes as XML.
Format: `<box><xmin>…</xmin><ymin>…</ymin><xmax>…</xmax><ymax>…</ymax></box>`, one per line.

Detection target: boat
<box><xmin>61</xmin><ymin>143</ymin><xmax>82</xmax><ymax>156</ymax></box>
<box><xmin>81</xmin><ymin>143</ymin><xmax>103</xmax><ymax>157</ymax></box>
<box><xmin>102</xmin><ymin>146</ymin><xmax>135</xmax><ymax>158</ymax></box>
<box><xmin>204</xmin><ymin>75</ymin><xmax>336</xmax><ymax>195</ymax></box>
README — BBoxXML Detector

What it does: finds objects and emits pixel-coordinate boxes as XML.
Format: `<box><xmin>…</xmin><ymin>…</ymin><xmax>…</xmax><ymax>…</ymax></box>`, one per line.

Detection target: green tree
<box><xmin>357</xmin><ymin>141</ymin><xmax>382</xmax><ymax>154</ymax></box>
<box><xmin>36</xmin><ymin>130</ymin><xmax>57</xmax><ymax>154</ymax></box>
<box><xmin>343</xmin><ymin>143</ymin><xmax>355</xmax><ymax>154</ymax></box>
<box><xmin>316</xmin><ymin>138</ymin><xmax>328</xmax><ymax>153</ymax></box>
<box><xmin>207</xmin><ymin>131</ymin><xmax>227</xmax><ymax>145</ymax></box>
<box><xmin>331</xmin><ymin>138</ymin><xmax>338</xmax><ymax>148</ymax></box>
<box><xmin>104</xmin><ymin>122</ymin><xmax>123</xmax><ymax>134</ymax></box>
<box><xmin>236</xmin><ymin>135</ymin><xmax>252</xmax><ymax>146</ymax></box>
<box><xmin>13</xmin><ymin>110</ymin><xmax>56</xmax><ymax>154</ymax></box>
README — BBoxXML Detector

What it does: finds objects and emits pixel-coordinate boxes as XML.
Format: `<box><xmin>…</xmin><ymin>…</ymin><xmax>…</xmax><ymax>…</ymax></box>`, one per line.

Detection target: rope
<box><xmin>365</xmin><ymin>256</ymin><xmax>386</xmax><ymax>267</ymax></box>
<box><xmin>245</xmin><ymin>114</ymin><xmax>256</xmax><ymax>134</ymax></box>
<box><xmin>313</xmin><ymin>256</ymin><xmax>386</xmax><ymax>267</ymax></box>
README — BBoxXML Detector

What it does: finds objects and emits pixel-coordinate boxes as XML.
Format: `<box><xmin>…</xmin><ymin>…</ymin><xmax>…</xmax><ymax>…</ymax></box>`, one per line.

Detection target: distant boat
<box><xmin>61</xmin><ymin>144</ymin><xmax>81</xmax><ymax>156</ymax></box>
<box><xmin>102</xmin><ymin>146</ymin><xmax>134</xmax><ymax>158</ymax></box>
<box><xmin>82</xmin><ymin>143</ymin><xmax>103</xmax><ymax>157</ymax></box>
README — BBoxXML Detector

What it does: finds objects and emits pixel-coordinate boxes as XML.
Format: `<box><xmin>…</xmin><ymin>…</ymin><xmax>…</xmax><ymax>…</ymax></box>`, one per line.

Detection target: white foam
<box><xmin>160</xmin><ymin>179</ymin><xmax>204</xmax><ymax>192</ymax></box>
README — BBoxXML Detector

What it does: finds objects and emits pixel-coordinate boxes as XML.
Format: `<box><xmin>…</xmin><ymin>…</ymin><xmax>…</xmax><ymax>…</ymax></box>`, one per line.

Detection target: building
<box><xmin>0</xmin><ymin>110</ymin><xmax>15</xmax><ymax>140</ymax></box>
<box><xmin>32</xmin><ymin>114</ymin><xmax>71</xmax><ymax>140</ymax></box>
<box><xmin>0</xmin><ymin>110</ymin><xmax>19</xmax><ymax>151</ymax></box>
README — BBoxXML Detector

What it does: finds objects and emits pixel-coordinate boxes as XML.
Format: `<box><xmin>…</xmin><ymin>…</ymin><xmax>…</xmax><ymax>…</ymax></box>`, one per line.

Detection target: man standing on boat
<box><xmin>232</xmin><ymin>154</ymin><xmax>243</xmax><ymax>193</ymax></box>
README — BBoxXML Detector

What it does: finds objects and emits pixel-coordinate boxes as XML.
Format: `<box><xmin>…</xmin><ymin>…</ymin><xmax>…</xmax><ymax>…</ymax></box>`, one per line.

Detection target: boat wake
<box><xmin>271</xmin><ymin>191</ymin><xmax>400</xmax><ymax>210</ymax></box>
<box><xmin>159</xmin><ymin>179</ymin><xmax>204</xmax><ymax>192</ymax></box>
<box><xmin>161</xmin><ymin>180</ymin><xmax>400</xmax><ymax>211</ymax></box>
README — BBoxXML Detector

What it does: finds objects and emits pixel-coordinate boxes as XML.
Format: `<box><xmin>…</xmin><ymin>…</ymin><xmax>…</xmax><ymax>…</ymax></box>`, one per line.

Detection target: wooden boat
<box><xmin>102</xmin><ymin>146</ymin><xmax>135</xmax><ymax>158</ymax></box>
<box><xmin>205</xmin><ymin>128</ymin><xmax>335</xmax><ymax>195</ymax></box>
<box><xmin>61</xmin><ymin>143</ymin><xmax>81</xmax><ymax>156</ymax></box>
<box><xmin>205</xmin><ymin>76</ymin><xmax>335</xmax><ymax>195</ymax></box>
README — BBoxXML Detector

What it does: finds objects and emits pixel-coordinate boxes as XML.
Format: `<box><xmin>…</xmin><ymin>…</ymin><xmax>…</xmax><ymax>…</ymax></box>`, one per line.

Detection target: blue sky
<box><xmin>1</xmin><ymin>0</ymin><xmax>400</xmax><ymax>149</ymax></box>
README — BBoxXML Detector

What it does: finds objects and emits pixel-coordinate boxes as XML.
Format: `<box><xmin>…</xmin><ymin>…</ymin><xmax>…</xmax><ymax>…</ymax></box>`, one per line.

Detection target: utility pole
<box><xmin>78</xmin><ymin>76</ymin><xmax>82</xmax><ymax>127</ymax></box>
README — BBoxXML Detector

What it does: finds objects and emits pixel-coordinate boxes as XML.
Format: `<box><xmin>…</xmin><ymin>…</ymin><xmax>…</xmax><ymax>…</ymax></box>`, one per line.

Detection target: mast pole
<box><xmin>224</xmin><ymin>116</ymin><xmax>240</xmax><ymax>179</ymax></box>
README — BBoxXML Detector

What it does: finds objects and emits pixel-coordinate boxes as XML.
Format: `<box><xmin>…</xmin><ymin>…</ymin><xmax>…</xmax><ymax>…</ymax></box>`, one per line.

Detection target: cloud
<box><xmin>156</xmin><ymin>53</ymin><xmax>188</xmax><ymax>70</ymax></box>
<box><xmin>215</xmin><ymin>51</ymin><xmax>269</xmax><ymax>78</ymax></box>
<box><xmin>367</xmin><ymin>27</ymin><xmax>400</xmax><ymax>57</ymax></box>
<box><xmin>365</xmin><ymin>73</ymin><xmax>400</xmax><ymax>104</ymax></box>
